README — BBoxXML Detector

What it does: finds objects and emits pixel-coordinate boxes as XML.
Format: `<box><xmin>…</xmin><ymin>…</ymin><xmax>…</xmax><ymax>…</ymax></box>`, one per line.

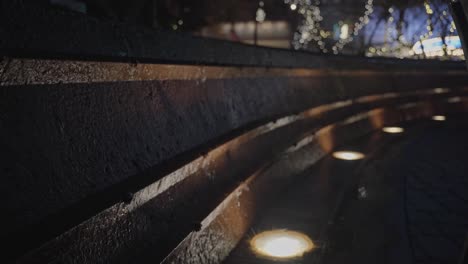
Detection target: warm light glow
<box><xmin>332</xmin><ymin>151</ymin><xmax>365</xmax><ymax>160</ymax></box>
<box><xmin>382</xmin><ymin>127</ymin><xmax>404</xmax><ymax>134</ymax></box>
<box><xmin>251</xmin><ymin>230</ymin><xmax>314</xmax><ymax>259</ymax></box>
<box><xmin>290</xmin><ymin>4</ymin><xmax>297</xmax><ymax>10</ymax></box>
<box><xmin>432</xmin><ymin>115</ymin><xmax>446</xmax><ymax>121</ymax></box>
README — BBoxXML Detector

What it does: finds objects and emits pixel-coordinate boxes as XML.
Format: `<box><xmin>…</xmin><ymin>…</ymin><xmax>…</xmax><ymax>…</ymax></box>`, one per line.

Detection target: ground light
<box><xmin>382</xmin><ymin>126</ymin><xmax>404</xmax><ymax>134</ymax></box>
<box><xmin>250</xmin><ymin>230</ymin><xmax>314</xmax><ymax>259</ymax></box>
<box><xmin>432</xmin><ymin>115</ymin><xmax>446</xmax><ymax>121</ymax></box>
<box><xmin>332</xmin><ymin>151</ymin><xmax>365</xmax><ymax>160</ymax></box>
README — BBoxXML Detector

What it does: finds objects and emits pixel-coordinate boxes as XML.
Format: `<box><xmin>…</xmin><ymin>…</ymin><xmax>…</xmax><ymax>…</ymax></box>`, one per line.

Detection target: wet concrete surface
<box><xmin>323</xmin><ymin>117</ymin><xmax>468</xmax><ymax>264</ymax></box>
<box><xmin>224</xmin><ymin>117</ymin><xmax>468</xmax><ymax>264</ymax></box>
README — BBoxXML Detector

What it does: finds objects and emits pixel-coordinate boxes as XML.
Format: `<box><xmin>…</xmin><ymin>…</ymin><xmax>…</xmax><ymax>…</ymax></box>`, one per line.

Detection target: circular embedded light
<box><xmin>382</xmin><ymin>126</ymin><xmax>404</xmax><ymax>134</ymax></box>
<box><xmin>432</xmin><ymin>115</ymin><xmax>446</xmax><ymax>121</ymax></box>
<box><xmin>250</xmin><ymin>230</ymin><xmax>314</xmax><ymax>259</ymax></box>
<box><xmin>332</xmin><ymin>151</ymin><xmax>365</xmax><ymax>160</ymax></box>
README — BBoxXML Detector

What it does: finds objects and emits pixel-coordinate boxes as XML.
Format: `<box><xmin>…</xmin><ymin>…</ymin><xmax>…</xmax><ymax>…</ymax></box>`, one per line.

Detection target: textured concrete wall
<box><xmin>1</xmin><ymin>58</ymin><xmax>467</xmax><ymax>262</ymax></box>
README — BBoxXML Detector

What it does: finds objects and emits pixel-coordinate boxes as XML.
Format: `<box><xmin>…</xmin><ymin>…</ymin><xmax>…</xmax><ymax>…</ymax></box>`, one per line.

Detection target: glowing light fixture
<box><xmin>432</xmin><ymin>115</ymin><xmax>446</xmax><ymax>121</ymax></box>
<box><xmin>382</xmin><ymin>127</ymin><xmax>404</xmax><ymax>134</ymax></box>
<box><xmin>332</xmin><ymin>151</ymin><xmax>365</xmax><ymax>160</ymax></box>
<box><xmin>290</xmin><ymin>4</ymin><xmax>297</xmax><ymax>10</ymax></box>
<box><xmin>251</xmin><ymin>230</ymin><xmax>314</xmax><ymax>259</ymax></box>
<box><xmin>340</xmin><ymin>24</ymin><xmax>349</xmax><ymax>40</ymax></box>
<box><xmin>256</xmin><ymin>7</ymin><xmax>266</xmax><ymax>23</ymax></box>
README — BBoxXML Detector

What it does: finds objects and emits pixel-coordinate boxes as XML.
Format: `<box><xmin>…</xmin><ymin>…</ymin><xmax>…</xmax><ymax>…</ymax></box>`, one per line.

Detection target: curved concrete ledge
<box><xmin>162</xmin><ymin>96</ymin><xmax>468</xmax><ymax>264</ymax></box>
<box><xmin>2</xmin><ymin>60</ymin><xmax>468</xmax><ymax>246</ymax></box>
<box><xmin>1</xmin><ymin>53</ymin><xmax>468</xmax><ymax>261</ymax></box>
<box><xmin>14</xmin><ymin>89</ymin><xmax>468</xmax><ymax>263</ymax></box>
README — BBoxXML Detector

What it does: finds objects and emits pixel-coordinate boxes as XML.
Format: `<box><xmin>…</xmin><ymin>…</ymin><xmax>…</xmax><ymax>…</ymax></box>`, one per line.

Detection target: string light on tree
<box><xmin>285</xmin><ymin>0</ymin><xmax>328</xmax><ymax>52</ymax></box>
<box><xmin>332</xmin><ymin>0</ymin><xmax>374</xmax><ymax>53</ymax></box>
<box><xmin>366</xmin><ymin>1</ymin><xmax>458</xmax><ymax>59</ymax></box>
<box><xmin>285</xmin><ymin>0</ymin><xmax>374</xmax><ymax>54</ymax></box>
<box><xmin>450</xmin><ymin>20</ymin><xmax>456</xmax><ymax>33</ymax></box>
<box><xmin>384</xmin><ymin>6</ymin><xmax>395</xmax><ymax>52</ymax></box>
<box><xmin>383</xmin><ymin>5</ymin><xmax>406</xmax><ymax>56</ymax></box>
<box><xmin>441</xmin><ymin>9</ymin><xmax>456</xmax><ymax>33</ymax></box>
<box><xmin>415</xmin><ymin>0</ymin><xmax>435</xmax><ymax>58</ymax></box>
<box><xmin>410</xmin><ymin>0</ymin><xmax>460</xmax><ymax>59</ymax></box>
